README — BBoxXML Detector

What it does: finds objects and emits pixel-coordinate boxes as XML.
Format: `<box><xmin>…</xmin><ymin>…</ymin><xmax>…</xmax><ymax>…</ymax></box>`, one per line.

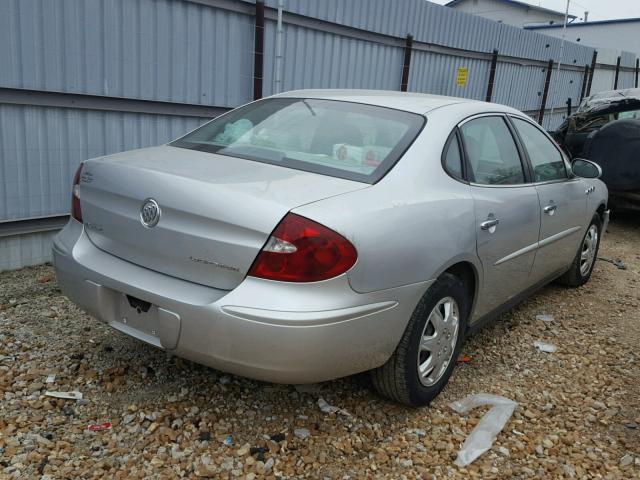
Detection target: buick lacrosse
<box><xmin>53</xmin><ymin>90</ymin><xmax>608</xmax><ymax>406</ymax></box>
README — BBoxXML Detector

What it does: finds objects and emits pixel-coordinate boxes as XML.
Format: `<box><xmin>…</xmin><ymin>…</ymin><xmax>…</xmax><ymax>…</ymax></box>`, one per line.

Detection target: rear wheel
<box><xmin>557</xmin><ymin>214</ymin><xmax>602</xmax><ymax>287</ymax></box>
<box><xmin>370</xmin><ymin>273</ymin><xmax>469</xmax><ymax>406</ymax></box>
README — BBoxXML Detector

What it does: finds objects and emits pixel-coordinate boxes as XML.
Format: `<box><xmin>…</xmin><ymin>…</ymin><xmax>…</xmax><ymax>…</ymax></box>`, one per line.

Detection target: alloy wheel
<box><xmin>417</xmin><ymin>296</ymin><xmax>460</xmax><ymax>387</ymax></box>
<box><xmin>580</xmin><ymin>225</ymin><xmax>599</xmax><ymax>277</ymax></box>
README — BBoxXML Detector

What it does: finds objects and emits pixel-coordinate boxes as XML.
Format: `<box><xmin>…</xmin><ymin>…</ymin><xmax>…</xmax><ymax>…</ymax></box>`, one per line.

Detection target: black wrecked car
<box><xmin>553</xmin><ymin>88</ymin><xmax>640</xmax><ymax>211</ymax></box>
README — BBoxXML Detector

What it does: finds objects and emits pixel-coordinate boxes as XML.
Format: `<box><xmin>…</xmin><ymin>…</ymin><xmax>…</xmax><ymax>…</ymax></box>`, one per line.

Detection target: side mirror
<box><xmin>571</xmin><ymin>158</ymin><xmax>602</xmax><ymax>179</ymax></box>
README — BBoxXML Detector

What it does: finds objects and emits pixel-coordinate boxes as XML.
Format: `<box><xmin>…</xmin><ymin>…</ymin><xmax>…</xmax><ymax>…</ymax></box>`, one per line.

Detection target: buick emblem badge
<box><xmin>140</xmin><ymin>198</ymin><xmax>161</xmax><ymax>228</ymax></box>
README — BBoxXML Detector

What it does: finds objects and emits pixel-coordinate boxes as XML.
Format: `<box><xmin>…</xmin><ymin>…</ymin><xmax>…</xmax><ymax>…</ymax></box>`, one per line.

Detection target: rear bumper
<box><xmin>52</xmin><ymin>220</ymin><xmax>430</xmax><ymax>383</ymax></box>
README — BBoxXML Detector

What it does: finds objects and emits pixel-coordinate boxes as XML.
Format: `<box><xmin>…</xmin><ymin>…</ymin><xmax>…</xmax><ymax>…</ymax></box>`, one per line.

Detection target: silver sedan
<box><xmin>53</xmin><ymin>90</ymin><xmax>608</xmax><ymax>406</ymax></box>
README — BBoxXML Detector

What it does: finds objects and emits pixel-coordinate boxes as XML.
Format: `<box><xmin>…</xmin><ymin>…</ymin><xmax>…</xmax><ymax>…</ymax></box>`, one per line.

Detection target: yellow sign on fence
<box><xmin>456</xmin><ymin>67</ymin><xmax>468</xmax><ymax>87</ymax></box>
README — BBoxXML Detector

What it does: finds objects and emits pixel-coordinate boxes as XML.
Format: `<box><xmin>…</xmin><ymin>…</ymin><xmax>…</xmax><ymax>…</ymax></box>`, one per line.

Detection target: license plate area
<box><xmin>126</xmin><ymin>295</ymin><xmax>152</xmax><ymax>314</ymax></box>
<box><xmin>110</xmin><ymin>292</ymin><xmax>181</xmax><ymax>350</ymax></box>
<box><xmin>117</xmin><ymin>295</ymin><xmax>159</xmax><ymax>338</ymax></box>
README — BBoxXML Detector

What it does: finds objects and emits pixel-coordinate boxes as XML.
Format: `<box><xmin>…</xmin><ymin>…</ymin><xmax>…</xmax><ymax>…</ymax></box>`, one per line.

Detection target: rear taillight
<box><xmin>248</xmin><ymin>213</ymin><xmax>357</xmax><ymax>282</ymax></box>
<box><xmin>71</xmin><ymin>163</ymin><xmax>84</xmax><ymax>222</ymax></box>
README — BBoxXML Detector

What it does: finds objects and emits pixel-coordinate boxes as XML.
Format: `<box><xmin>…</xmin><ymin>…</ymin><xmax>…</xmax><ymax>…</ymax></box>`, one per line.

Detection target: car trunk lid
<box><xmin>79</xmin><ymin>145</ymin><xmax>367</xmax><ymax>290</ymax></box>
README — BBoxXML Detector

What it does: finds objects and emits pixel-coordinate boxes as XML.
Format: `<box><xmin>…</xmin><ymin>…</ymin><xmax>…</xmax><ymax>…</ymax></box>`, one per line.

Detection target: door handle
<box><xmin>543</xmin><ymin>204</ymin><xmax>557</xmax><ymax>215</ymax></box>
<box><xmin>480</xmin><ymin>218</ymin><xmax>500</xmax><ymax>231</ymax></box>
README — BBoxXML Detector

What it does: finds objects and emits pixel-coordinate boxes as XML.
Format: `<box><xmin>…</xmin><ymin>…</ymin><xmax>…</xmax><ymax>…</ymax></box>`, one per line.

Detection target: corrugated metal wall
<box><xmin>264</xmin><ymin>0</ymin><xmax>595</xmax><ymax>66</ymax></box>
<box><xmin>0</xmin><ymin>231</ymin><xmax>59</xmax><ymax>271</ymax></box>
<box><xmin>493</xmin><ymin>63</ymin><xmax>548</xmax><ymax>112</ymax></box>
<box><xmin>0</xmin><ymin>0</ymin><xmax>254</xmax><ymax>107</ymax></box>
<box><xmin>409</xmin><ymin>53</ymin><xmax>489</xmax><ymax>101</ymax></box>
<box><xmin>0</xmin><ymin>104</ymin><xmax>206</xmax><ymax>221</ymax></box>
<box><xmin>1</xmin><ymin>0</ymin><xmax>254</xmax><ymax>225</ymax></box>
<box><xmin>262</xmin><ymin>21</ymin><xmax>404</xmax><ymax>96</ymax></box>
<box><xmin>266</xmin><ymin>0</ymin><xmax>504</xmax><ymax>52</ymax></box>
<box><xmin>0</xmin><ymin>0</ymin><xmax>636</xmax><ymax>270</ymax></box>
<box><xmin>589</xmin><ymin>49</ymin><xmax>637</xmax><ymax>95</ymax></box>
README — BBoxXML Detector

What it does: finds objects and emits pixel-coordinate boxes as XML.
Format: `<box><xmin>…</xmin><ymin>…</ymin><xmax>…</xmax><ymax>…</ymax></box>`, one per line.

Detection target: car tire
<box><xmin>370</xmin><ymin>273</ymin><xmax>470</xmax><ymax>407</ymax></box>
<box><xmin>557</xmin><ymin>214</ymin><xmax>602</xmax><ymax>288</ymax></box>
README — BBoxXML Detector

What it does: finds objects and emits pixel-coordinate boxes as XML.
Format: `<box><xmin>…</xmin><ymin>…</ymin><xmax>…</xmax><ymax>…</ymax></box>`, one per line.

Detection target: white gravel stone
<box><xmin>294</xmin><ymin>428</ymin><xmax>310</xmax><ymax>439</ymax></box>
<box><xmin>620</xmin><ymin>454</ymin><xmax>633</xmax><ymax>467</ymax></box>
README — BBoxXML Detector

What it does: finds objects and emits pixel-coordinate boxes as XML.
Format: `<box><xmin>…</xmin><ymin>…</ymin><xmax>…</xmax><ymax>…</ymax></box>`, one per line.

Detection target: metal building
<box><xmin>527</xmin><ymin>18</ymin><xmax>640</xmax><ymax>57</ymax></box>
<box><xmin>445</xmin><ymin>0</ymin><xmax>575</xmax><ymax>27</ymax></box>
<box><xmin>0</xmin><ymin>0</ymin><xmax>636</xmax><ymax>270</ymax></box>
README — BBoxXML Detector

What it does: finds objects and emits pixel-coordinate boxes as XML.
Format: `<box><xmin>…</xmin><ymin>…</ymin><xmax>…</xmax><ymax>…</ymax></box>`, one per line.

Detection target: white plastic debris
<box><xmin>318</xmin><ymin>397</ymin><xmax>351</xmax><ymax>417</ymax></box>
<box><xmin>44</xmin><ymin>391</ymin><xmax>83</xmax><ymax>400</ymax></box>
<box><xmin>497</xmin><ymin>446</ymin><xmax>510</xmax><ymax>456</ymax></box>
<box><xmin>449</xmin><ymin>394</ymin><xmax>517</xmax><ymax>467</ymax></box>
<box><xmin>45</xmin><ymin>374</ymin><xmax>56</xmax><ymax>384</ymax></box>
<box><xmin>294</xmin><ymin>428</ymin><xmax>311</xmax><ymax>440</ymax></box>
<box><xmin>536</xmin><ymin>314</ymin><xmax>554</xmax><ymax>322</ymax></box>
<box><xmin>534</xmin><ymin>341</ymin><xmax>557</xmax><ymax>353</ymax></box>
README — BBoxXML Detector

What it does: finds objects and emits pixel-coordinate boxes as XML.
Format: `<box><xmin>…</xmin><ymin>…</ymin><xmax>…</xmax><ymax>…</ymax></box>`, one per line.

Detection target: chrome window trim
<box><xmin>467</xmin><ymin>182</ymin><xmax>536</xmax><ymax>189</ymax></box>
<box><xmin>530</xmin><ymin>177</ymin><xmax>582</xmax><ymax>187</ymax></box>
<box><xmin>458</xmin><ymin>113</ymin><xmax>533</xmax><ymax>188</ymax></box>
<box><xmin>507</xmin><ymin>114</ymin><xmax>573</xmax><ymax>182</ymax></box>
<box><xmin>457</xmin><ymin>111</ymin><xmax>512</xmax><ymax>127</ymax></box>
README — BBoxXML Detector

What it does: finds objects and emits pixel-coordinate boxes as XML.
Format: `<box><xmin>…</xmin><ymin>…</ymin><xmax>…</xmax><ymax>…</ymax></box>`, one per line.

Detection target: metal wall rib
<box><xmin>0</xmin><ymin>104</ymin><xmax>206</xmax><ymax>221</ymax></box>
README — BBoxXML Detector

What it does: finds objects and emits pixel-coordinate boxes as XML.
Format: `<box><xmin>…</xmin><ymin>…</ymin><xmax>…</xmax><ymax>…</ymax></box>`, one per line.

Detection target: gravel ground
<box><xmin>1</xmin><ymin>214</ymin><xmax>639</xmax><ymax>479</ymax></box>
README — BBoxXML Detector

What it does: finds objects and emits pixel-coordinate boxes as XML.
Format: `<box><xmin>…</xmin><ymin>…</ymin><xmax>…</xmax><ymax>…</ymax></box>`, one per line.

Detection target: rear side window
<box><xmin>511</xmin><ymin>117</ymin><xmax>567</xmax><ymax>182</ymax></box>
<box><xmin>443</xmin><ymin>132</ymin><xmax>463</xmax><ymax>180</ymax></box>
<box><xmin>460</xmin><ymin>116</ymin><xmax>525</xmax><ymax>185</ymax></box>
<box><xmin>171</xmin><ymin>98</ymin><xmax>425</xmax><ymax>184</ymax></box>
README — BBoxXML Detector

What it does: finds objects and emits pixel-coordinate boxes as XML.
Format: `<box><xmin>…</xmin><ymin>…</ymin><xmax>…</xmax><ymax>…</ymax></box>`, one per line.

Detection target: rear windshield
<box><xmin>171</xmin><ymin>98</ymin><xmax>425</xmax><ymax>184</ymax></box>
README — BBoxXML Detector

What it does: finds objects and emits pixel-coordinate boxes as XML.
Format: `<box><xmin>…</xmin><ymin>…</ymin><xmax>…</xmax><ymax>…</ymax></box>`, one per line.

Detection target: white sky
<box><xmin>428</xmin><ymin>0</ymin><xmax>640</xmax><ymax>21</ymax></box>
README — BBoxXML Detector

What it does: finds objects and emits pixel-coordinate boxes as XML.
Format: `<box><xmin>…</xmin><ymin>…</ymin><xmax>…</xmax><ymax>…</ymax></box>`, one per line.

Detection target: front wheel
<box><xmin>557</xmin><ymin>214</ymin><xmax>602</xmax><ymax>287</ymax></box>
<box><xmin>370</xmin><ymin>273</ymin><xmax>469</xmax><ymax>407</ymax></box>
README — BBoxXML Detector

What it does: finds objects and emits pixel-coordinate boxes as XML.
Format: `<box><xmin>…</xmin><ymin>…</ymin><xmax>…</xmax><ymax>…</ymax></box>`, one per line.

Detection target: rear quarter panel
<box><xmin>294</xmin><ymin>103</ymin><xmax>486</xmax><ymax>294</ymax></box>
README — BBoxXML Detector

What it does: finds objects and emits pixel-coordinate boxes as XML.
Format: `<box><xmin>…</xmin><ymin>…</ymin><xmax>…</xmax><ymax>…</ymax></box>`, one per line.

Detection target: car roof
<box><xmin>273</xmin><ymin>89</ymin><xmax>504</xmax><ymax>115</ymax></box>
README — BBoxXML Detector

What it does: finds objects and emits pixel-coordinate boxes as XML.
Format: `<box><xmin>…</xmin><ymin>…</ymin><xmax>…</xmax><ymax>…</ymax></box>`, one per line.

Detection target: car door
<box><xmin>509</xmin><ymin>116</ymin><xmax>587</xmax><ymax>281</ymax></box>
<box><xmin>458</xmin><ymin>115</ymin><xmax>541</xmax><ymax>320</ymax></box>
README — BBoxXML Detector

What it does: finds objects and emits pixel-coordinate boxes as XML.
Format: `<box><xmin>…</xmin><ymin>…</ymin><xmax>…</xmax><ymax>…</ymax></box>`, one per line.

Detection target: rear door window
<box><xmin>511</xmin><ymin>117</ymin><xmax>568</xmax><ymax>182</ymax></box>
<box><xmin>460</xmin><ymin>116</ymin><xmax>525</xmax><ymax>185</ymax></box>
<box><xmin>171</xmin><ymin>98</ymin><xmax>425</xmax><ymax>184</ymax></box>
